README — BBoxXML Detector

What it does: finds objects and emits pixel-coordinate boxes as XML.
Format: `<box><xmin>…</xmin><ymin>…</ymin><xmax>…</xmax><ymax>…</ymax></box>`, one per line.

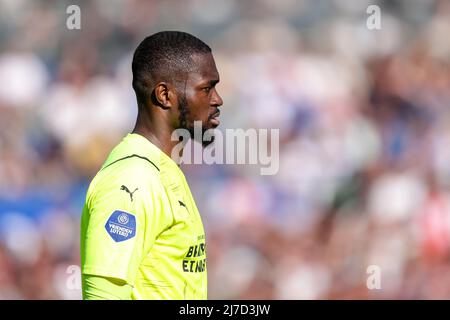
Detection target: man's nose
<box><xmin>211</xmin><ymin>89</ymin><xmax>223</xmax><ymax>107</ymax></box>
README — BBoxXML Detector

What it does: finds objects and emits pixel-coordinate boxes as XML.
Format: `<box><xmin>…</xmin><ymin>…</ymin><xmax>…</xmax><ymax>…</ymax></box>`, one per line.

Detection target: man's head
<box><xmin>132</xmin><ymin>31</ymin><xmax>223</xmax><ymax>147</ymax></box>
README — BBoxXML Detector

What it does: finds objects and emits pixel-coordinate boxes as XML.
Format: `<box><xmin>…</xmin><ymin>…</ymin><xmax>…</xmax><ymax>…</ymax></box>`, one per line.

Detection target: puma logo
<box><xmin>179</xmin><ymin>200</ymin><xmax>191</xmax><ymax>217</ymax></box>
<box><xmin>178</xmin><ymin>200</ymin><xmax>187</xmax><ymax>208</ymax></box>
<box><xmin>120</xmin><ymin>185</ymin><xmax>138</xmax><ymax>201</ymax></box>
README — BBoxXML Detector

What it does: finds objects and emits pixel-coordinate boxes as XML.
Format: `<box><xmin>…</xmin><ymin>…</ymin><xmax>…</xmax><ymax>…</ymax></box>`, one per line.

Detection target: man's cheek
<box><xmin>197</xmin><ymin>114</ymin><xmax>207</xmax><ymax>123</ymax></box>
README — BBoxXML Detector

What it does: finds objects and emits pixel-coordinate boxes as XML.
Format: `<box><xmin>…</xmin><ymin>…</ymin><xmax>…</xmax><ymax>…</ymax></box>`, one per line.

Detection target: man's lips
<box><xmin>210</xmin><ymin>117</ymin><xmax>220</xmax><ymax>126</ymax></box>
<box><xmin>210</xmin><ymin>110</ymin><xmax>220</xmax><ymax>126</ymax></box>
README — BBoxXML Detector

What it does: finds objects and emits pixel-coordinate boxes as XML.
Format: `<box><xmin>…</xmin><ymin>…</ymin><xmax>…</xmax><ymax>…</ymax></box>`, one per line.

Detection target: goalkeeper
<box><xmin>80</xmin><ymin>31</ymin><xmax>223</xmax><ymax>299</ymax></box>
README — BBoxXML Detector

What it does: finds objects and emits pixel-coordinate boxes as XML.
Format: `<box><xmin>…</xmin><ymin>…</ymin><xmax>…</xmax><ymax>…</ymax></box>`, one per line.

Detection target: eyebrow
<box><xmin>195</xmin><ymin>75</ymin><xmax>219</xmax><ymax>87</ymax></box>
<box><xmin>206</xmin><ymin>79</ymin><xmax>219</xmax><ymax>86</ymax></box>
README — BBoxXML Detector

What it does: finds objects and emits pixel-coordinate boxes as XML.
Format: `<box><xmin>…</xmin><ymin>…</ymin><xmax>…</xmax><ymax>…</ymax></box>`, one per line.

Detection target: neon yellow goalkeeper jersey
<box><xmin>80</xmin><ymin>133</ymin><xmax>207</xmax><ymax>299</ymax></box>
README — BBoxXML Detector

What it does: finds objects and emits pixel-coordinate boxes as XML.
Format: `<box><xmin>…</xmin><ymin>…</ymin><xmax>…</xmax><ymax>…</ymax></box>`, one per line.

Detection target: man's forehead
<box><xmin>188</xmin><ymin>53</ymin><xmax>219</xmax><ymax>81</ymax></box>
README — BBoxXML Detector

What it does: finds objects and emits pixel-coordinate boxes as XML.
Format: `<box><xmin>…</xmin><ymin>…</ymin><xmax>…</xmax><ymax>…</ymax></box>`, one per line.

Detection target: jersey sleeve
<box><xmin>81</xmin><ymin>163</ymin><xmax>171</xmax><ymax>286</ymax></box>
<box><xmin>82</xmin><ymin>274</ymin><xmax>132</xmax><ymax>300</ymax></box>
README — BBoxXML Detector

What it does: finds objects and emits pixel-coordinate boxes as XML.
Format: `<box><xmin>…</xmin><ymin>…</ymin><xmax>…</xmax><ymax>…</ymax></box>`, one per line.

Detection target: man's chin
<box><xmin>196</xmin><ymin>131</ymin><xmax>215</xmax><ymax>148</ymax></box>
<box><xmin>187</xmin><ymin>126</ymin><xmax>215</xmax><ymax>148</ymax></box>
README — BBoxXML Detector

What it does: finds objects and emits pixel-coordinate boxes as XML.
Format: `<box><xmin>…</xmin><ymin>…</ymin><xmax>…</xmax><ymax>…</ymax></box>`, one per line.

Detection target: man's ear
<box><xmin>153</xmin><ymin>82</ymin><xmax>176</xmax><ymax>109</ymax></box>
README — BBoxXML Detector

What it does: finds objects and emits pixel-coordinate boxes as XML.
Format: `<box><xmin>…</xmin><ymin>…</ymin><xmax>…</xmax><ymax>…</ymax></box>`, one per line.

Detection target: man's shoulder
<box><xmin>104</xmin><ymin>135</ymin><xmax>160</xmax><ymax>169</ymax></box>
<box><xmin>100</xmin><ymin>135</ymin><xmax>161</xmax><ymax>178</ymax></box>
<box><xmin>98</xmin><ymin>154</ymin><xmax>162</xmax><ymax>188</ymax></box>
<box><xmin>85</xmin><ymin>134</ymin><xmax>171</xmax><ymax>200</ymax></box>
<box><xmin>86</xmin><ymin>150</ymin><xmax>162</xmax><ymax>199</ymax></box>
<box><xmin>102</xmin><ymin>153</ymin><xmax>160</xmax><ymax>176</ymax></box>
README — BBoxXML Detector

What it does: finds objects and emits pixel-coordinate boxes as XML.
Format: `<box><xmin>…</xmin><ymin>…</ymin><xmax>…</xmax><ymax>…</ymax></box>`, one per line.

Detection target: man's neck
<box><xmin>132</xmin><ymin>111</ymin><xmax>182</xmax><ymax>161</ymax></box>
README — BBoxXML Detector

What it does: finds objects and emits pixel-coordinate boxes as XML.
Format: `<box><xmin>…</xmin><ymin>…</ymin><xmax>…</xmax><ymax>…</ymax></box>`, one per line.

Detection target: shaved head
<box><xmin>132</xmin><ymin>31</ymin><xmax>211</xmax><ymax>105</ymax></box>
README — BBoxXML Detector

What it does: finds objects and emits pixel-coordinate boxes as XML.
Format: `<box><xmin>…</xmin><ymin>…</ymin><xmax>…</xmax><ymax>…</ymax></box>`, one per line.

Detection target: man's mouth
<box><xmin>209</xmin><ymin>110</ymin><xmax>220</xmax><ymax>126</ymax></box>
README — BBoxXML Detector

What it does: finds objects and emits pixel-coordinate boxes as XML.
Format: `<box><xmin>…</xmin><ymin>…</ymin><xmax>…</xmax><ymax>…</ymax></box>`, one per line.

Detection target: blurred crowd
<box><xmin>1</xmin><ymin>0</ymin><xmax>450</xmax><ymax>299</ymax></box>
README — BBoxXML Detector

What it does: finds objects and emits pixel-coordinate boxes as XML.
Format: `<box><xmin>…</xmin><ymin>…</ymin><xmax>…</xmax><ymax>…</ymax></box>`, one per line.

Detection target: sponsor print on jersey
<box><xmin>182</xmin><ymin>240</ymin><xmax>206</xmax><ymax>273</ymax></box>
<box><xmin>105</xmin><ymin>210</ymin><xmax>136</xmax><ymax>242</ymax></box>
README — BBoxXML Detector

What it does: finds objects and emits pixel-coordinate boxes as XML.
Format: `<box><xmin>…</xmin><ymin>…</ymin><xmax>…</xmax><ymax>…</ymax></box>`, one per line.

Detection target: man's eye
<box><xmin>202</xmin><ymin>87</ymin><xmax>211</xmax><ymax>93</ymax></box>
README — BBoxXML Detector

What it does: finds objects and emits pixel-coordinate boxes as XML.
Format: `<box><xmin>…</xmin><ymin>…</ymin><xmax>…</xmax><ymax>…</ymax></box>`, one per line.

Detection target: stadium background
<box><xmin>1</xmin><ymin>0</ymin><xmax>450</xmax><ymax>299</ymax></box>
